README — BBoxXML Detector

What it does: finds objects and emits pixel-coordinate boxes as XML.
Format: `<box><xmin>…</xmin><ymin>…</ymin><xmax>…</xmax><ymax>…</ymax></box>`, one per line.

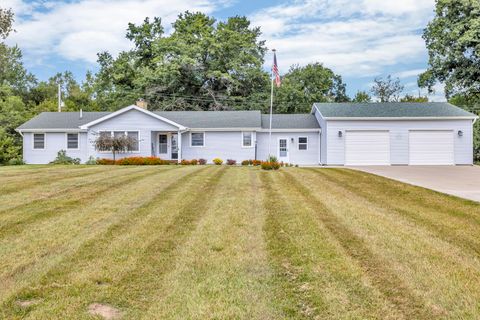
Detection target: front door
<box><xmin>171</xmin><ymin>133</ymin><xmax>178</xmax><ymax>160</ymax></box>
<box><xmin>158</xmin><ymin>134</ymin><xmax>168</xmax><ymax>157</ymax></box>
<box><xmin>278</xmin><ymin>138</ymin><xmax>289</xmax><ymax>163</ymax></box>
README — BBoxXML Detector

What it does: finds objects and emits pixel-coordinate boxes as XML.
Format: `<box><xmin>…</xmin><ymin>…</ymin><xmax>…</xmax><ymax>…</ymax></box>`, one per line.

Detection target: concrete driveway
<box><xmin>350</xmin><ymin>166</ymin><xmax>480</xmax><ymax>203</ymax></box>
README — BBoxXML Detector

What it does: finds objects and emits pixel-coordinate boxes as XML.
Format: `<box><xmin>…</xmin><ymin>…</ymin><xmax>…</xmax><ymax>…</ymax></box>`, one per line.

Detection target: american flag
<box><xmin>272</xmin><ymin>51</ymin><xmax>281</xmax><ymax>87</ymax></box>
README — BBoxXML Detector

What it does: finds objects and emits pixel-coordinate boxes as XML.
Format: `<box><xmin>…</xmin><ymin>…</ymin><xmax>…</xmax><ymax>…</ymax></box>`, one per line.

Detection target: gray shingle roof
<box><xmin>314</xmin><ymin>102</ymin><xmax>477</xmax><ymax>118</ymax></box>
<box><xmin>17</xmin><ymin>112</ymin><xmax>110</xmax><ymax>130</ymax></box>
<box><xmin>154</xmin><ymin>111</ymin><xmax>261</xmax><ymax>128</ymax></box>
<box><xmin>17</xmin><ymin>110</ymin><xmax>262</xmax><ymax>130</ymax></box>
<box><xmin>261</xmin><ymin>114</ymin><xmax>320</xmax><ymax>129</ymax></box>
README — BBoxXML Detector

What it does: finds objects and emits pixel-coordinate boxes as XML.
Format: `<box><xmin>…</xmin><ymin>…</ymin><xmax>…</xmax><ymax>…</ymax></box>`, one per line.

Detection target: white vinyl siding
<box><xmin>33</xmin><ymin>133</ymin><xmax>45</xmax><ymax>149</ymax></box>
<box><xmin>409</xmin><ymin>130</ymin><xmax>454</xmax><ymax>165</ymax></box>
<box><xmin>324</xmin><ymin>119</ymin><xmax>473</xmax><ymax>165</ymax></box>
<box><xmin>345</xmin><ymin>130</ymin><xmax>390</xmax><ymax>165</ymax></box>
<box><xmin>66</xmin><ymin>133</ymin><xmax>79</xmax><ymax>149</ymax></box>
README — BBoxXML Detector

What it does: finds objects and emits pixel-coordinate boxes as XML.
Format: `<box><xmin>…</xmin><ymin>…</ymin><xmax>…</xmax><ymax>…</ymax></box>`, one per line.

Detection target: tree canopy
<box><xmin>419</xmin><ymin>0</ymin><xmax>480</xmax><ymax>98</ymax></box>
<box><xmin>371</xmin><ymin>75</ymin><xmax>404</xmax><ymax>102</ymax></box>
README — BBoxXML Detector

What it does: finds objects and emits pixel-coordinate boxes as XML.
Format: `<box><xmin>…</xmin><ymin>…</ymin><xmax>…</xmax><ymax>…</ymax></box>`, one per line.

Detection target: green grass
<box><xmin>0</xmin><ymin>165</ymin><xmax>479</xmax><ymax>319</ymax></box>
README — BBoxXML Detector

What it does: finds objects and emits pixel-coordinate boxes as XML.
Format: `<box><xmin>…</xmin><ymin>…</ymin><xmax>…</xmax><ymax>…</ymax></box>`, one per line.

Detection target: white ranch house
<box><xmin>17</xmin><ymin>102</ymin><xmax>477</xmax><ymax>165</ymax></box>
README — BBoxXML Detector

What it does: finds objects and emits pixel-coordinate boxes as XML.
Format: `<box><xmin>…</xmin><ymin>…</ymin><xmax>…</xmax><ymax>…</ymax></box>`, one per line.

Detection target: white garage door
<box><xmin>409</xmin><ymin>130</ymin><xmax>454</xmax><ymax>165</ymax></box>
<box><xmin>345</xmin><ymin>130</ymin><xmax>390</xmax><ymax>165</ymax></box>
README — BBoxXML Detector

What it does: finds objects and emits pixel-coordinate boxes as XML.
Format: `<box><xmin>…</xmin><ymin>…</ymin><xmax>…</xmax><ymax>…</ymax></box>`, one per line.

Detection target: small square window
<box><xmin>191</xmin><ymin>132</ymin><xmax>204</xmax><ymax>147</ymax></box>
<box><xmin>242</xmin><ymin>132</ymin><xmax>253</xmax><ymax>147</ymax></box>
<box><xmin>299</xmin><ymin>137</ymin><xmax>308</xmax><ymax>150</ymax></box>
<box><xmin>67</xmin><ymin>133</ymin><xmax>79</xmax><ymax>149</ymax></box>
<box><xmin>33</xmin><ymin>133</ymin><xmax>45</xmax><ymax>149</ymax></box>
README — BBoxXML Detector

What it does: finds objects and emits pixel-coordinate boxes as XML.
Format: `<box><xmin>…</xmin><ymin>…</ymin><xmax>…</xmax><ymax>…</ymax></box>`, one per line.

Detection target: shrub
<box><xmin>7</xmin><ymin>158</ymin><xmax>25</xmax><ymax>165</ymax></box>
<box><xmin>241</xmin><ymin>160</ymin><xmax>250</xmax><ymax>166</ymax></box>
<box><xmin>226</xmin><ymin>159</ymin><xmax>236</xmax><ymax>165</ymax></box>
<box><xmin>181</xmin><ymin>159</ymin><xmax>198</xmax><ymax>165</ymax></box>
<box><xmin>213</xmin><ymin>158</ymin><xmax>223</xmax><ymax>165</ymax></box>
<box><xmin>85</xmin><ymin>156</ymin><xmax>97</xmax><ymax>165</ymax></box>
<box><xmin>198</xmin><ymin>158</ymin><xmax>207</xmax><ymax>165</ymax></box>
<box><xmin>252</xmin><ymin>160</ymin><xmax>261</xmax><ymax>166</ymax></box>
<box><xmin>261</xmin><ymin>161</ymin><xmax>280</xmax><ymax>171</ymax></box>
<box><xmin>50</xmin><ymin>150</ymin><xmax>81</xmax><ymax>165</ymax></box>
<box><xmin>190</xmin><ymin>159</ymin><xmax>198</xmax><ymax>165</ymax></box>
<box><xmin>97</xmin><ymin>158</ymin><xmax>116</xmax><ymax>165</ymax></box>
<box><xmin>267</xmin><ymin>155</ymin><xmax>278</xmax><ymax>162</ymax></box>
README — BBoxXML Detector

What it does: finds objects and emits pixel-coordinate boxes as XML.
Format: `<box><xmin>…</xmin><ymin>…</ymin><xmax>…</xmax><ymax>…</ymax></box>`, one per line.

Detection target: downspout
<box><xmin>317</xmin><ymin>129</ymin><xmax>321</xmax><ymax>165</ymax></box>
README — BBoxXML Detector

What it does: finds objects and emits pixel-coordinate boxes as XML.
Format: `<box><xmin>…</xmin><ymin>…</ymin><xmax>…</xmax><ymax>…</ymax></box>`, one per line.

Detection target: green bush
<box><xmin>7</xmin><ymin>157</ymin><xmax>25</xmax><ymax>165</ymax></box>
<box><xmin>50</xmin><ymin>150</ymin><xmax>80</xmax><ymax>165</ymax></box>
<box><xmin>241</xmin><ymin>160</ymin><xmax>250</xmax><ymax>166</ymax></box>
<box><xmin>85</xmin><ymin>156</ymin><xmax>97</xmax><ymax>165</ymax></box>
<box><xmin>213</xmin><ymin>158</ymin><xmax>223</xmax><ymax>165</ymax></box>
<box><xmin>267</xmin><ymin>155</ymin><xmax>278</xmax><ymax>162</ymax></box>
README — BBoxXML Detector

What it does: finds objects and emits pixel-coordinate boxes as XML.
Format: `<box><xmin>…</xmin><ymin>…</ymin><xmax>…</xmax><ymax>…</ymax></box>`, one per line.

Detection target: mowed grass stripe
<box><xmin>0</xmin><ymin>167</ymin><xmax>175</xmax><ymax>234</ymax></box>
<box><xmin>2</xmin><ymin>167</ymin><xmax>223</xmax><ymax>318</ymax></box>
<box><xmin>286</xmin><ymin>169</ymin><xmax>480</xmax><ymax>319</ymax></box>
<box><xmin>0</xmin><ymin>165</ymin><xmax>115</xmax><ymax>194</ymax></box>
<box><xmin>0</xmin><ymin>166</ymin><xmax>200</xmax><ymax>306</ymax></box>
<box><xmin>309</xmin><ymin>168</ymin><xmax>480</xmax><ymax>256</ymax></box>
<box><xmin>142</xmin><ymin>168</ymin><xmax>278</xmax><ymax>319</ymax></box>
<box><xmin>0</xmin><ymin>165</ymin><xmax>157</xmax><ymax>213</ymax></box>
<box><xmin>279</xmin><ymin>170</ymin><xmax>435</xmax><ymax>319</ymax></box>
<box><xmin>0</xmin><ymin>165</ymin><xmax>87</xmax><ymax>177</ymax></box>
<box><xmin>260</xmin><ymin>172</ymin><xmax>401</xmax><ymax>319</ymax></box>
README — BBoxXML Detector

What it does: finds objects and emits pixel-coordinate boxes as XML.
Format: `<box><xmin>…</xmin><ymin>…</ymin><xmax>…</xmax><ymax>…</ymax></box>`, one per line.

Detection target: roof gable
<box><xmin>80</xmin><ymin>105</ymin><xmax>186</xmax><ymax>129</ymax></box>
<box><xmin>313</xmin><ymin>102</ymin><xmax>478</xmax><ymax>119</ymax></box>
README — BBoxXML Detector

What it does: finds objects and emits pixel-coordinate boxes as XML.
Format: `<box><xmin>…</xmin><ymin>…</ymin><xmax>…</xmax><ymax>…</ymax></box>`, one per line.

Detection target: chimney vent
<box><xmin>136</xmin><ymin>98</ymin><xmax>148</xmax><ymax>109</ymax></box>
<box><xmin>79</xmin><ymin>109</ymin><xmax>83</xmax><ymax>119</ymax></box>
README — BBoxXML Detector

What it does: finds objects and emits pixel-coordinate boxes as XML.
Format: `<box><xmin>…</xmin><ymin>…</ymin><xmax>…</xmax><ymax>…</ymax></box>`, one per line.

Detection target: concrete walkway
<box><xmin>350</xmin><ymin>166</ymin><xmax>480</xmax><ymax>203</ymax></box>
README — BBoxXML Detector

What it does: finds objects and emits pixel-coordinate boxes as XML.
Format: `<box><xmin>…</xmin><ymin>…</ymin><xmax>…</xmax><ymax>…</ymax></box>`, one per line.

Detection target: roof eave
<box><xmin>323</xmin><ymin>116</ymin><xmax>478</xmax><ymax>121</ymax></box>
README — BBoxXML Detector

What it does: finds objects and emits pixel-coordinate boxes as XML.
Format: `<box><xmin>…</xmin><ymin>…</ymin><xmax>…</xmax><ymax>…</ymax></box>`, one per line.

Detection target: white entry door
<box><xmin>345</xmin><ymin>130</ymin><xmax>390</xmax><ymax>165</ymax></box>
<box><xmin>409</xmin><ymin>130</ymin><xmax>454</xmax><ymax>165</ymax></box>
<box><xmin>278</xmin><ymin>138</ymin><xmax>289</xmax><ymax>163</ymax></box>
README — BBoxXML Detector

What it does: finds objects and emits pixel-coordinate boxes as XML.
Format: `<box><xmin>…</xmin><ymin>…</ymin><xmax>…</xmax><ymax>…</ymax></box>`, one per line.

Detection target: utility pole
<box><xmin>58</xmin><ymin>83</ymin><xmax>62</xmax><ymax>112</ymax></box>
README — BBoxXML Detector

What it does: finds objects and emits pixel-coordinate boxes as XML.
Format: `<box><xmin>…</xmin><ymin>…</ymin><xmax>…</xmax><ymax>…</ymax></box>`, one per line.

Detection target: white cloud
<box><xmin>251</xmin><ymin>0</ymin><xmax>435</xmax><ymax>77</ymax></box>
<box><xmin>394</xmin><ymin>69</ymin><xmax>426</xmax><ymax>79</ymax></box>
<box><xmin>6</xmin><ymin>0</ymin><xmax>225</xmax><ymax>64</ymax></box>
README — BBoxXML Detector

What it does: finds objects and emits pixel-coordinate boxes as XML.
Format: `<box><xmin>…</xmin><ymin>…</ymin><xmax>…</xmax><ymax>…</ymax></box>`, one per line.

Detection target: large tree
<box><xmin>419</xmin><ymin>0</ymin><xmax>480</xmax><ymax>161</ymax></box>
<box><xmin>419</xmin><ymin>0</ymin><xmax>480</xmax><ymax>98</ymax></box>
<box><xmin>94</xmin><ymin>12</ymin><xmax>269</xmax><ymax>111</ymax></box>
<box><xmin>274</xmin><ymin>63</ymin><xmax>349</xmax><ymax>113</ymax></box>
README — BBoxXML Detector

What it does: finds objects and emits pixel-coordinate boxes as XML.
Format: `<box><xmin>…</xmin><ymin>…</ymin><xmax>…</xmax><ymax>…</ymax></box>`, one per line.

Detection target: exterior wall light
<box><xmin>338</xmin><ymin>131</ymin><xmax>343</xmax><ymax>137</ymax></box>
<box><xmin>291</xmin><ymin>137</ymin><xmax>295</xmax><ymax>143</ymax></box>
<box><xmin>458</xmin><ymin>130</ymin><xmax>463</xmax><ymax>137</ymax></box>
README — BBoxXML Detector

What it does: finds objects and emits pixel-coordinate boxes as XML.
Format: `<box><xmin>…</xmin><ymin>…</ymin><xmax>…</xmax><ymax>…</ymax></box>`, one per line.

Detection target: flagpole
<box><xmin>268</xmin><ymin>49</ymin><xmax>275</xmax><ymax>158</ymax></box>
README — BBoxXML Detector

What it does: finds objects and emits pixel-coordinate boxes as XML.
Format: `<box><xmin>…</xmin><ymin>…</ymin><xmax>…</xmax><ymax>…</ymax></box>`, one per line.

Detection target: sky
<box><xmin>3</xmin><ymin>0</ymin><xmax>445</xmax><ymax>101</ymax></box>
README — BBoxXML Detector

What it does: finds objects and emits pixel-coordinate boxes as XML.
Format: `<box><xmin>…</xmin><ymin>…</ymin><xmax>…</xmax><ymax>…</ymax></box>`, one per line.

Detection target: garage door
<box><xmin>345</xmin><ymin>130</ymin><xmax>390</xmax><ymax>165</ymax></box>
<box><xmin>409</xmin><ymin>130</ymin><xmax>454</xmax><ymax>165</ymax></box>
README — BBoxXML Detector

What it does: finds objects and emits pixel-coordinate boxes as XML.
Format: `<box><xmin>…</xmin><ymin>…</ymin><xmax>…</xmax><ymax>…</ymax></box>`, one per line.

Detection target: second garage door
<box><xmin>345</xmin><ymin>130</ymin><xmax>390</xmax><ymax>165</ymax></box>
<box><xmin>409</xmin><ymin>130</ymin><xmax>454</xmax><ymax>165</ymax></box>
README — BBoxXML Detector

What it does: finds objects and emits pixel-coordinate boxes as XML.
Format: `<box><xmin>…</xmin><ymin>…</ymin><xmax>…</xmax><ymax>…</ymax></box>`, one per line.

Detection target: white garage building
<box><xmin>313</xmin><ymin>103</ymin><xmax>477</xmax><ymax>166</ymax></box>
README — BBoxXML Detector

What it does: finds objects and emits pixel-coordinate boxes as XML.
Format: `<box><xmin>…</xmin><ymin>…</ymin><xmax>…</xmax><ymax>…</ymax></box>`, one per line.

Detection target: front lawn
<box><xmin>0</xmin><ymin>165</ymin><xmax>479</xmax><ymax>319</ymax></box>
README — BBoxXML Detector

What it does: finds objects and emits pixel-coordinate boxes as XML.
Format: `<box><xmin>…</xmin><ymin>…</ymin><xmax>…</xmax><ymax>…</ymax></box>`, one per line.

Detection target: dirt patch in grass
<box><xmin>88</xmin><ymin>303</ymin><xmax>123</xmax><ymax>319</ymax></box>
<box><xmin>16</xmin><ymin>299</ymin><xmax>41</xmax><ymax>308</ymax></box>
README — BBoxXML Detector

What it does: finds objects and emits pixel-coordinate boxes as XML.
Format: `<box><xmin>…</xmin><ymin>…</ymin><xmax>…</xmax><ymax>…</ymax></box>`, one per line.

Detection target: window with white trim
<box><xmin>67</xmin><ymin>133</ymin><xmax>79</xmax><ymax>149</ymax></box>
<box><xmin>126</xmin><ymin>131</ymin><xmax>139</xmax><ymax>151</ymax></box>
<box><xmin>98</xmin><ymin>131</ymin><xmax>139</xmax><ymax>152</ymax></box>
<box><xmin>191</xmin><ymin>132</ymin><xmax>204</xmax><ymax>147</ymax></box>
<box><xmin>33</xmin><ymin>133</ymin><xmax>45</xmax><ymax>149</ymax></box>
<box><xmin>158</xmin><ymin>134</ymin><xmax>168</xmax><ymax>153</ymax></box>
<box><xmin>298</xmin><ymin>137</ymin><xmax>308</xmax><ymax>150</ymax></box>
<box><xmin>242</xmin><ymin>132</ymin><xmax>253</xmax><ymax>147</ymax></box>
